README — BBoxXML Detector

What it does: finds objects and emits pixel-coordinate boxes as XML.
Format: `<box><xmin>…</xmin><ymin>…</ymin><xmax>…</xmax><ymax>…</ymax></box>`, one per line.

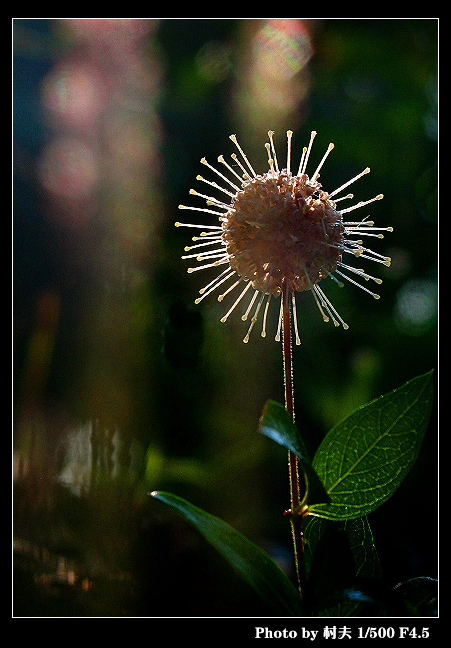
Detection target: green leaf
<box><xmin>305</xmin><ymin>516</ymin><xmax>380</xmax><ymax>582</ymax></box>
<box><xmin>392</xmin><ymin>577</ymin><xmax>438</xmax><ymax>616</ymax></box>
<box><xmin>150</xmin><ymin>490</ymin><xmax>303</xmax><ymax>616</ymax></box>
<box><xmin>310</xmin><ymin>371</ymin><xmax>434</xmax><ymax>520</ymax></box>
<box><xmin>259</xmin><ymin>400</ymin><xmax>330</xmax><ymax>507</ymax></box>
<box><xmin>304</xmin><ymin>515</ymin><xmax>381</xmax><ymax>616</ymax></box>
<box><xmin>259</xmin><ymin>400</ymin><xmax>310</xmax><ymax>461</ymax></box>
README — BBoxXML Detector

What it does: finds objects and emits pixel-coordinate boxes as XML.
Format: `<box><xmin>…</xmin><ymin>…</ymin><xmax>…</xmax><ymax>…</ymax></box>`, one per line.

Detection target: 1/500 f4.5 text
<box><xmin>358</xmin><ymin>627</ymin><xmax>430</xmax><ymax>639</ymax></box>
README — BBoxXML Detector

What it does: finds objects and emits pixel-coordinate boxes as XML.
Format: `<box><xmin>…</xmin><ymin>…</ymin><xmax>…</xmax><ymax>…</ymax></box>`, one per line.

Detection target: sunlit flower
<box><xmin>176</xmin><ymin>130</ymin><xmax>391</xmax><ymax>344</ymax></box>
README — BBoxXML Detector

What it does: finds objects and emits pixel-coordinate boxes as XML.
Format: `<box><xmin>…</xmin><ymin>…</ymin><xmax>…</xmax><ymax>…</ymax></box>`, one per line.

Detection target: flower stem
<box><xmin>281</xmin><ymin>280</ymin><xmax>307</xmax><ymax>603</ymax></box>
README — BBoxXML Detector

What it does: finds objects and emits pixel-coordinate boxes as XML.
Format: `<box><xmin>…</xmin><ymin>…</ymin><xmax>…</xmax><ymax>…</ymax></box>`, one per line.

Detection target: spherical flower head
<box><xmin>176</xmin><ymin>130</ymin><xmax>391</xmax><ymax>344</ymax></box>
<box><xmin>224</xmin><ymin>167</ymin><xmax>344</xmax><ymax>296</ymax></box>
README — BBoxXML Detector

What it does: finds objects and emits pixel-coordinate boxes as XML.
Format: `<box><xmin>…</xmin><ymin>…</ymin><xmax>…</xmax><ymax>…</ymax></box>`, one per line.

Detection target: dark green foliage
<box><xmin>152</xmin><ymin>371</ymin><xmax>436</xmax><ymax>616</ymax></box>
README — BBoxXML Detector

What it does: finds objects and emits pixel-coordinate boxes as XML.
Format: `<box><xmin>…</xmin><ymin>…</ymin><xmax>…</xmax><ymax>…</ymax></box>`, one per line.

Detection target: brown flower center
<box><xmin>222</xmin><ymin>171</ymin><xmax>345</xmax><ymax>296</ymax></box>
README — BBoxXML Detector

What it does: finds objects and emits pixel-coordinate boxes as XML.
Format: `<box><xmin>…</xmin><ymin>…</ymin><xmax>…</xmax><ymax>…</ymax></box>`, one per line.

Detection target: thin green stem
<box><xmin>281</xmin><ymin>280</ymin><xmax>307</xmax><ymax>603</ymax></box>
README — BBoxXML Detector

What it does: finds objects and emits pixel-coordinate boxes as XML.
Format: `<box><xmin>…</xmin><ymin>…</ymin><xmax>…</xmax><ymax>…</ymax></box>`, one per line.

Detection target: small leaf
<box><xmin>150</xmin><ymin>490</ymin><xmax>303</xmax><ymax>616</ymax></box>
<box><xmin>259</xmin><ymin>400</ymin><xmax>309</xmax><ymax>461</ymax></box>
<box><xmin>392</xmin><ymin>577</ymin><xmax>438</xmax><ymax>616</ymax></box>
<box><xmin>304</xmin><ymin>515</ymin><xmax>381</xmax><ymax>616</ymax></box>
<box><xmin>311</xmin><ymin>371</ymin><xmax>434</xmax><ymax>520</ymax></box>
<box><xmin>305</xmin><ymin>516</ymin><xmax>380</xmax><ymax>582</ymax></box>
<box><xmin>259</xmin><ymin>400</ymin><xmax>330</xmax><ymax>507</ymax></box>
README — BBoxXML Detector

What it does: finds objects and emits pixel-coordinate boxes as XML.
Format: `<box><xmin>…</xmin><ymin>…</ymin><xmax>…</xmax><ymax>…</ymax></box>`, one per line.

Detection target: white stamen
<box><xmin>345</xmin><ymin>225</ymin><xmax>393</xmax><ymax>233</ymax></box>
<box><xmin>218</xmin><ymin>155</ymin><xmax>246</xmax><ymax>186</ymax></box>
<box><xmin>191</xmin><ymin>234</ymin><xmax>223</xmax><ymax>242</ymax></box>
<box><xmin>196</xmin><ymin>173</ymin><xmax>235</xmax><ymax>198</ymax></box>
<box><xmin>200</xmin><ymin>157</ymin><xmax>241</xmax><ymax>194</ymax></box>
<box><xmin>343</xmin><ymin>216</ymin><xmax>374</xmax><ymax>226</ymax></box>
<box><xmin>268</xmin><ymin>131</ymin><xmax>279</xmax><ymax>173</ymax></box>
<box><xmin>187</xmin><ymin>257</ymin><xmax>229</xmax><ymax>273</ymax></box>
<box><xmin>230</xmin><ymin>134</ymin><xmax>257</xmax><ymax>177</ymax></box>
<box><xmin>297</xmin><ymin>146</ymin><xmax>307</xmax><ymax>176</ymax></box>
<box><xmin>311</xmin><ymin>142</ymin><xmax>334</xmax><ymax>183</ymax></box>
<box><xmin>195</xmin><ymin>251</ymin><xmax>229</xmax><ymax>261</ymax></box>
<box><xmin>231</xmin><ymin>153</ymin><xmax>252</xmax><ymax>180</ymax></box>
<box><xmin>337</xmin><ymin>262</ymin><xmax>382</xmax><ymax>284</ymax></box>
<box><xmin>184</xmin><ymin>238</ymin><xmax>223</xmax><ymax>252</ymax></box>
<box><xmin>301</xmin><ymin>130</ymin><xmax>317</xmax><ymax>175</ymax></box>
<box><xmin>198</xmin><ymin>267</ymin><xmax>233</xmax><ymax>295</ymax></box>
<box><xmin>243</xmin><ymin>291</ymin><xmax>266</xmax><ymax>343</ymax></box>
<box><xmin>265</xmin><ymin>143</ymin><xmax>276</xmax><ymax>178</ymax></box>
<box><xmin>313</xmin><ymin>286</ymin><xmax>338</xmax><ymax>327</ymax></box>
<box><xmin>347</xmin><ymin>232</ymin><xmax>385</xmax><ymax>240</ymax></box>
<box><xmin>286</xmin><ymin>130</ymin><xmax>293</xmax><ymax>175</ymax></box>
<box><xmin>181</xmin><ymin>246</ymin><xmax>225</xmax><ymax>260</ymax></box>
<box><xmin>275</xmin><ymin>296</ymin><xmax>283</xmax><ymax>342</ymax></box>
<box><xmin>189</xmin><ymin>188</ymin><xmax>231</xmax><ymax>210</ymax></box>
<box><xmin>339</xmin><ymin>194</ymin><xmax>384</xmax><ymax>215</ymax></box>
<box><xmin>175</xmin><ymin>219</ymin><xmax>223</xmax><ymax>230</ymax></box>
<box><xmin>324</xmin><ymin>241</ymin><xmax>364</xmax><ymax>257</ymax></box>
<box><xmin>351</xmin><ymin>244</ymin><xmax>391</xmax><ymax>266</ymax></box>
<box><xmin>335</xmin><ymin>270</ymin><xmax>380</xmax><ymax>299</ymax></box>
<box><xmin>314</xmin><ymin>284</ymin><xmax>349</xmax><ymax>329</ymax></box>
<box><xmin>261</xmin><ymin>294</ymin><xmax>271</xmax><ymax>337</ymax></box>
<box><xmin>242</xmin><ymin>289</ymin><xmax>259</xmax><ymax>321</ymax></box>
<box><xmin>292</xmin><ymin>292</ymin><xmax>301</xmax><ymax>345</ymax></box>
<box><xmin>220</xmin><ymin>281</ymin><xmax>253</xmax><ymax>323</ymax></box>
<box><xmin>304</xmin><ymin>266</ymin><xmax>329</xmax><ymax>322</ymax></box>
<box><xmin>178</xmin><ymin>205</ymin><xmax>226</xmax><ymax>217</ymax></box>
<box><xmin>329</xmin><ymin>167</ymin><xmax>370</xmax><ymax>198</ymax></box>
<box><xmin>358</xmin><ymin>253</ymin><xmax>391</xmax><ymax>267</ymax></box>
<box><xmin>218</xmin><ymin>278</ymin><xmax>242</xmax><ymax>302</ymax></box>
<box><xmin>195</xmin><ymin>270</ymin><xmax>236</xmax><ymax>303</ymax></box>
<box><xmin>332</xmin><ymin>193</ymin><xmax>354</xmax><ymax>203</ymax></box>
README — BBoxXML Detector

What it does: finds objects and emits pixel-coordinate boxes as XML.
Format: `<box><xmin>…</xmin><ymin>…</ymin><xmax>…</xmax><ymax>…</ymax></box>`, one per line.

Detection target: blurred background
<box><xmin>13</xmin><ymin>18</ymin><xmax>437</xmax><ymax>617</ymax></box>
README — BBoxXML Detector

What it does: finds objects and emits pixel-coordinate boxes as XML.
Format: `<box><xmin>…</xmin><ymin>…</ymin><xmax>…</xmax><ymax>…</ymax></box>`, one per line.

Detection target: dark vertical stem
<box><xmin>282</xmin><ymin>280</ymin><xmax>307</xmax><ymax>602</ymax></box>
